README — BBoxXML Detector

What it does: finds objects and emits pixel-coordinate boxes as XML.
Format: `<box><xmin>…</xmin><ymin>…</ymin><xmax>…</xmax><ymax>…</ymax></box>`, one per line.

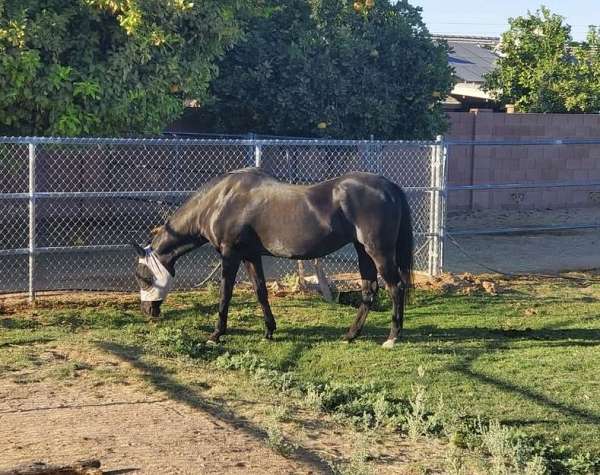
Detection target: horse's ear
<box><xmin>132</xmin><ymin>243</ymin><xmax>146</xmax><ymax>257</ymax></box>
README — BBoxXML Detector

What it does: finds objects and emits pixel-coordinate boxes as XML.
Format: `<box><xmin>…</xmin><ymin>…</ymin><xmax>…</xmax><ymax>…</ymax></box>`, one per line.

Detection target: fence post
<box><xmin>28</xmin><ymin>143</ymin><xmax>37</xmax><ymax>303</ymax></box>
<box><xmin>254</xmin><ymin>138</ymin><xmax>262</xmax><ymax>168</ymax></box>
<box><xmin>438</xmin><ymin>138</ymin><xmax>448</xmax><ymax>276</ymax></box>
<box><xmin>428</xmin><ymin>135</ymin><xmax>444</xmax><ymax>277</ymax></box>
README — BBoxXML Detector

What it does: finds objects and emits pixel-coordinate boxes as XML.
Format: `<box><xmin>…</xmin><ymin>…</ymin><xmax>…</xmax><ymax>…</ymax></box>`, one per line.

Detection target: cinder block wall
<box><xmin>446</xmin><ymin>111</ymin><xmax>600</xmax><ymax>210</ymax></box>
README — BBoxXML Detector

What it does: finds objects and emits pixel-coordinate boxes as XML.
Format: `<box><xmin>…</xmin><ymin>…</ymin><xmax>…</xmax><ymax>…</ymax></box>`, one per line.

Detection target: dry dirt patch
<box><xmin>0</xmin><ymin>343</ymin><xmax>447</xmax><ymax>475</ymax></box>
<box><xmin>446</xmin><ymin>207</ymin><xmax>600</xmax><ymax>274</ymax></box>
<box><xmin>0</xmin><ymin>353</ymin><xmax>322</xmax><ymax>475</ymax></box>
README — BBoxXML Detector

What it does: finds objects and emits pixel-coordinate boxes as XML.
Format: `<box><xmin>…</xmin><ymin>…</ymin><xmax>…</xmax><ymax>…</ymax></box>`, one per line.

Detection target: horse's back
<box><xmin>186</xmin><ymin>168</ymin><xmax>406</xmax><ymax>257</ymax></box>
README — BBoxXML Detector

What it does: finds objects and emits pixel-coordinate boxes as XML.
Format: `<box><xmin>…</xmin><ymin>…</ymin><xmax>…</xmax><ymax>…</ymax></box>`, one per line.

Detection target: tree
<box><xmin>484</xmin><ymin>7</ymin><xmax>600</xmax><ymax>113</ymax></box>
<box><xmin>560</xmin><ymin>27</ymin><xmax>600</xmax><ymax>113</ymax></box>
<box><xmin>196</xmin><ymin>0</ymin><xmax>453</xmax><ymax>140</ymax></box>
<box><xmin>0</xmin><ymin>0</ymin><xmax>252</xmax><ymax>136</ymax></box>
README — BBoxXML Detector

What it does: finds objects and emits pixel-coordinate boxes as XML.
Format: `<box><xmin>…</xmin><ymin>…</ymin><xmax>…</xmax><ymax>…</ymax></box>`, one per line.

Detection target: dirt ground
<box><xmin>1</xmin><ymin>381</ymin><xmax>312</xmax><ymax>474</ymax></box>
<box><xmin>0</xmin><ymin>350</ymin><xmax>319</xmax><ymax>475</ymax></box>
<box><xmin>0</xmin><ymin>338</ymin><xmax>447</xmax><ymax>475</ymax></box>
<box><xmin>446</xmin><ymin>207</ymin><xmax>600</xmax><ymax>274</ymax></box>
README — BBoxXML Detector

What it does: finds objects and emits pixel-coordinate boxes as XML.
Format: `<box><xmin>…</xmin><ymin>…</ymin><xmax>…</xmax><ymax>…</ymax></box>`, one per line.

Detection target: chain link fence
<box><xmin>444</xmin><ymin>139</ymin><xmax>600</xmax><ymax>275</ymax></box>
<box><xmin>0</xmin><ymin>136</ymin><xmax>445</xmax><ymax>298</ymax></box>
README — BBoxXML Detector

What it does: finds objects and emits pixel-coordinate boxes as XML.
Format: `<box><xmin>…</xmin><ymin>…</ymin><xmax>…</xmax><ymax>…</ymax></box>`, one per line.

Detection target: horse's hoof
<box><xmin>382</xmin><ymin>339</ymin><xmax>396</xmax><ymax>349</ymax></box>
<box><xmin>206</xmin><ymin>339</ymin><xmax>218</xmax><ymax>346</ymax></box>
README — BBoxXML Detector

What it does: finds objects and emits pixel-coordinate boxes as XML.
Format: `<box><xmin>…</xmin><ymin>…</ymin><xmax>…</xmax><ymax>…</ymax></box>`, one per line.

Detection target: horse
<box><xmin>133</xmin><ymin>167</ymin><xmax>414</xmax><ymax>348</ymax></box>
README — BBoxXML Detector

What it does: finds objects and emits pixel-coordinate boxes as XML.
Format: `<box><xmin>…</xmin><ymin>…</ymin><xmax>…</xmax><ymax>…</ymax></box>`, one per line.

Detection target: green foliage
<box><xmin>264</xmin><ymin>423</ymin><xmax>298</xmax><ymax>457</ymax></box>
<box><xmin>215</xmin><ymin>350</ymin><xmax>422</xmax><ymax>431</ymax></box>
<box><xmin>474</xmin><ymin>419</ymin><xmax>600</xmax><ymax>475</ymax></box>
<box><xmin>198</xmin><ymin>0</ymin><xmax>453</xmax><ymax>139</ymax></box>
<box><xmin>329</xmin><ymin>430</ymin><xmax>375</xmax><ymax>475</ymax></box>
<box><xmin>484</xmin><ymin>7</ymin><xmax>600</xmax><ymax>113</ymax></box>
<box><xmin>561</xmin><ymin>27</ymin><xmax>600</xmax><ymax>113</ymax></box>
<box><xmin>0</xmin><ymin>0</ymin><xmax>250</xmax><ymax>136</ymax></box>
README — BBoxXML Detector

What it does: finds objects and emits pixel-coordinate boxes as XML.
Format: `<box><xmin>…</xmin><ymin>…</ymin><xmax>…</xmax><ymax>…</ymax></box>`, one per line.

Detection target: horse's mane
<box><xmin>192</xmin><ymin>167</ymin><xmax>273</xmax><ymax>198</ymax></box>
<box><xmin>160</xmin><ymin>168</ymin><xmax>275</xmax><ymax>231</ymax></box>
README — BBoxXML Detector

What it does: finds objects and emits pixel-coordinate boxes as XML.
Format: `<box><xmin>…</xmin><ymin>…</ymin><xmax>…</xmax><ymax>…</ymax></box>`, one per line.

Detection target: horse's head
<box><xmin>132</xmin><ymin>243</ymin><xmax>173</xmax><ymax>319</ymax></box>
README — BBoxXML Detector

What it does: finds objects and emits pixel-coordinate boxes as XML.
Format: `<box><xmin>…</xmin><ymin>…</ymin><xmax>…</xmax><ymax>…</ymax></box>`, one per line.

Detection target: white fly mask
<box><xmin>139</xmin><ymin>246</ymin><xmax>173</xmax><ymax>302</ymax></box>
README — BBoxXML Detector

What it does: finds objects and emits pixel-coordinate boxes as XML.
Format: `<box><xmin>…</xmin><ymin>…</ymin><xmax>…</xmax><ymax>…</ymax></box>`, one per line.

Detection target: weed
<box><xmin>264</xmin><ymin>423</ymin><xmax>298</xmax><ymax>457</ymax></box>
<box><xmin>280</xmin><ymin>273</ymin><xmax>301</xmax><ymax>289</ymax></box>
<box><xmin>50</xmin><ymin>361</ymin><xmax>90</xmax><ymax>380</ymax></box>
<box><xmin>204</xmin><ymin>281</ymin><xmax>219</xmax><ymax>296</ymax></box>
<box><xmin>304</xmin><ymin>385</ymin><xmax>324</xmax><ymax>411</ymax></box>
<box><xmin>329</xmin><ymin>430</ymin><xmax>375</xmax><ymax>475</ymax></box>
<box><xmin>146</xmin><ymin>326</ymin><xmax>203</xmax><ymax>357</ymax></box>
<box><xmin>405</xmin><ymin>366</ymin><xmax>441</xmax><ymax>440</ymax></box>
<box><xmin>270</xmin><ymin>403</ymin><xmax>293</xmax><ymax>423</ymax></box>
<box><xmin>445</xmin><ymin>445</ymin><xmax>467</xmax><ymax>475</ymax></box>
<box><xmin>232</xmin><ymin>306</ymin><xmax>256</xmax><ymax>321</ymax></box>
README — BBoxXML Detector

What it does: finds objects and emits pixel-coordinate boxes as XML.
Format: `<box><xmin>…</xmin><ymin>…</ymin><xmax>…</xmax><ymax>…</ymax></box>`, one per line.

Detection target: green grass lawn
<box><xmin>1</xmin><ymin>275</ymin><xmax>599</xmax><ymax>471</ymax></box>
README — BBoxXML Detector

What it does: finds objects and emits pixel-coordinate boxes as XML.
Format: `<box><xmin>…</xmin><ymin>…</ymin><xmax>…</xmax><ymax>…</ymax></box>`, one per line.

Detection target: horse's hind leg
<box><xmin>370</xmin><ymin>253</ymin><xmax>405</xmax><ymax>348</ymax></box>
<box><xmin>244</xmin><ymin>257</ymin><xmax>276</xmax><ymax>339</ymax></box>
<box><xmin>208</xmin><ymin>252</ymin><xmax>241</xmax><ymax>344</ymax></box>
<box><xmin>344</xmin><ymin>243</ymin><xmax>378</xmax><ymax>342</ymax></box>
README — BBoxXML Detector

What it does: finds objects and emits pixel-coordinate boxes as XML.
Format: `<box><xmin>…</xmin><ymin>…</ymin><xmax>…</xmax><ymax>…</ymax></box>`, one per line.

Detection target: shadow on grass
<box><xmin>456</xmin><ymin>363</ymin><xmax>600</xmax><ymax>427</ymax></box>
<box><xmin>408</xmin><ymin>324</ymin><xmax>600</xmax><ymax>344</ymax></box>
<box><xmin>275</xmin><ymin>323</ymin><xmax>600</xmax><ymax>346</ymax></box>
<box><xmin>437</xmin><ymin>341</ymin><xmax>600</xmax><ymax>428</ymax></box>
<box><xmin>96</xmin><ymin>341</ymin><xmax>333</xmax><ymax>474</ymax></box>
<box><xmin>0</xmin><ymin>336</ymin><xmax>57</xmax><ymax>348</ymax></box>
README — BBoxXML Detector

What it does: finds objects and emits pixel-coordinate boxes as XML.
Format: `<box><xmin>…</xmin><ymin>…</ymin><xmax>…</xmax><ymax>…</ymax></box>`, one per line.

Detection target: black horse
<box><xmin>133</xmin><ymin>168</ymin><xmax>414</xmax><ymax>348</ymax></box>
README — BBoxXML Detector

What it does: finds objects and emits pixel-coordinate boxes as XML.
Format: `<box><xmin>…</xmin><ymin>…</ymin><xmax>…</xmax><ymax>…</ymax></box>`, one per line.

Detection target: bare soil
<box><xmin>0</xmin><ymin>360</ymin><xmax>319</xmax><ymax>474</ymax></box>
<box><xmin>0</xmin><ymin>342</ymin><xmax>446</xmax><ymax>475</ymax></box>
<box><xmin>446</xmin><ymin>207</ymin><xmax>600</xmax><ymax>274</ymax></box>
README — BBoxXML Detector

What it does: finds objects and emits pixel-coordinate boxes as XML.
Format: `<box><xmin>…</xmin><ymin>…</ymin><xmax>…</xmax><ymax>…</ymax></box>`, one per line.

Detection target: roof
<box><xmin>433</xmin><ymin>34</ymin><xmax>499</xmax><ymax>46</ymax></box>
<box><xmin>447</xmin><ymin>41</ymin><xmax>498</xmax><ymax>83</ymax></box>
<box><xmin>451</xmin><ymin>82</ymin><xmax>493</xmax><ymax>100</ymax></box>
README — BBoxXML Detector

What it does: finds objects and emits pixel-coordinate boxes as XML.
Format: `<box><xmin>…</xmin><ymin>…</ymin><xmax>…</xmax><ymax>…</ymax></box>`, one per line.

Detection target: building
<box><xmin>434</xmin><ymin>35</ymin><xmax>501</xmax><ymax>111</ymax></box>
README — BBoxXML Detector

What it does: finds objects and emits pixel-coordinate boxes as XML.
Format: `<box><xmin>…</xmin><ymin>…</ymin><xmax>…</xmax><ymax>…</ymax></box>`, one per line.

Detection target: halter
<box><xmin>139</xmin><ymin>246</ymin><xmax>173</xmax><ymax>301</ymax></box>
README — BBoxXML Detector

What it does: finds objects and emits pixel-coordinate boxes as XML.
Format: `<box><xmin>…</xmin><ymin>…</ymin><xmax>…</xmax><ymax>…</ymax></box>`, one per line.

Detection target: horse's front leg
<box><xmin>208</xmin><ymin>252</ymin><xmax>241</xmax><ymax>344</ymax></box>
<box><xmin>244</xmin><ymin>257</ymin><xmax>276</xmax><ymax>339</ymax></box>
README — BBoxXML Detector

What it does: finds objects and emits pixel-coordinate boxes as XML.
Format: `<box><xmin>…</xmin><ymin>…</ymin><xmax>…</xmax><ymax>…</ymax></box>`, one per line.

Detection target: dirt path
<box><xmin>446</xmin><ymin>207</ymin><xmax>600</xmax><ymax>274</ymax></box>
<box><xmin>0</xmin><ymin>382</ymin><xmax>326</xmax><ymax>474</ymax></box>
<box><xmin>0</xmin><ymin>340</ymin><xmax>448</xmax><ymax>475</ymax></box>
<box><xmin>0</xmin><ymin>350</ymin><xmax>329</xmax><ymax>475</ymax></box>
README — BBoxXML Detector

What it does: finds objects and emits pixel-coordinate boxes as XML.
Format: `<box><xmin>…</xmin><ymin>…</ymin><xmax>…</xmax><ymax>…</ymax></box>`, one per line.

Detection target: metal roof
<box><xmin>447</xmin><ymin>41</ymin><xmax>498</xmax><ymax>83</ymax></box>
<box><xmin>433</xmin><ymin>34</ymin><xmax>500</xmax><ymax>46</ymax></box>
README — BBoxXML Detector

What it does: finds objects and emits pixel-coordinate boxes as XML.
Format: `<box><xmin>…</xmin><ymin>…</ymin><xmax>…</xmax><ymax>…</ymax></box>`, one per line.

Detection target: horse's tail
<box><xmin>396</xmin><ymin>186</ymin><xmax>414</xmax><ymax>301</ymax></box>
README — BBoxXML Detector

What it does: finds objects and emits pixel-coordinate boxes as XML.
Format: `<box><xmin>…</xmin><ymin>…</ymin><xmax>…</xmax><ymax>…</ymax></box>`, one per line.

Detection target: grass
<box><xmin>1</xmin><ymin>274</ymin><xmax>600</xmax><ymax>472</ymax></box>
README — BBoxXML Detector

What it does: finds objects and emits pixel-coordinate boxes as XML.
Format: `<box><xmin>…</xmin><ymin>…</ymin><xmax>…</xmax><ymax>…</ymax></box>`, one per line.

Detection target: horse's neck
<box><xmin>151</xmin><ymin>222</ymin><xmax>202</xmax><ymax>269</ymax></box>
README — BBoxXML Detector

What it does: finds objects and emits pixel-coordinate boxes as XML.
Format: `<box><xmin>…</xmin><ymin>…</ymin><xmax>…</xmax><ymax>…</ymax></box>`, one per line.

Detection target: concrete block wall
<box><xmin>446</xmin><ymin>111</ymin><xmax>600</xmax><ymax>210</ymax></box>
